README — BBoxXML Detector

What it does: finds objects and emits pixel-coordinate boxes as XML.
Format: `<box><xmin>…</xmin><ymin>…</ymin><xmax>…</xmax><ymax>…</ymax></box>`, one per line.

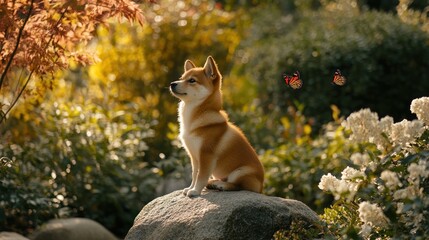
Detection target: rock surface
<box><xmin>29</xmin><ymin>218</ymin><xmax>117</xmax><ymax>240</ymax></box>
<box><xmin>0</xmin><ymin>232</ymin><xmax>29</xmax><ymax>240</ymax></box>
<box><xmin>126</xmin><ymin>190</ymin><xmax>321</xmax><ymax>240</ymax></box>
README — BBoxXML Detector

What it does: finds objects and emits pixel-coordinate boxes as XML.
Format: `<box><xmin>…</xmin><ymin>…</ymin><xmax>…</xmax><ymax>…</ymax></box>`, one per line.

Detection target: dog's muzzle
<box><xmin>170</xmin><ymin>82</ymin><xmax>186</xmax><ymax>95</ymax></box>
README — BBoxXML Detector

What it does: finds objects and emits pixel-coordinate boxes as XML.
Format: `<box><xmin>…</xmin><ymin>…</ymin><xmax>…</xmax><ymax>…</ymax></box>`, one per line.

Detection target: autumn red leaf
<box><xmin>0</xmin><ymin>0</ymin><xmax>153</xmax><ymax>123</ymax></box>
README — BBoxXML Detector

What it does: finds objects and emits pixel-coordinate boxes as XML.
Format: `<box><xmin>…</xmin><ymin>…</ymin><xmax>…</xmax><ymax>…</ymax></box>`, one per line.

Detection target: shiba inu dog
<box><xmin>169</xmin><ymin>56</ymin><xmax>264</xmax><ymax>197</ymax></box>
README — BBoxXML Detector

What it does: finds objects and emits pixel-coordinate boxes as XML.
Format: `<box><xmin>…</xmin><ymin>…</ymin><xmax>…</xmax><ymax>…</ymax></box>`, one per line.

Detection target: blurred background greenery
<box><xmin>1</xmin><ymin>0</ymin><xmax>429</xmax><ymax>237</ymax></box>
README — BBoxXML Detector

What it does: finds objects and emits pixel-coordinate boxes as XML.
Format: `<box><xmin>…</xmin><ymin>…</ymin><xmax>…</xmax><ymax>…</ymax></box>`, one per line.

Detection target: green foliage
<box><xmin>273</xmin><ymin>218</ymin><xmax>327</xmax><ymax>240</ymax></box>
<box><xmin>1</xmin><ymin>99</ymin><xmax>161</xmax><ymax>237</ymax></box>
<box><xmin>0</xmin><ymin>156</ymin><xmax>56</xmax><ymax>233</ymax></box>
<box><xmin>261</xmin><ymin>120</ymin><xmax>354</xmax><ymax>211</ymax></box>
<box><xmin>241</xmin><ymin>8</ymin><xmax>429</xmax><ymax>126</ymax></box>
<box><xmin>227</xmin><ymin>101</ymin><xmax>353</xmax><ymax>212</ymax></box>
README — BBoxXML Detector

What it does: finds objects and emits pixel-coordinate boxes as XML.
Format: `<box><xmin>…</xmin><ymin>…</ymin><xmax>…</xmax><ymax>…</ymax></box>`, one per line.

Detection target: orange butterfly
<box><xmin>332</xmin><ymin>69</ymin><xmax>346</xmax><ymax>86</ymax></box>
<box><xmin>283</xmin><ymin>71</ymin><xmax>303</xmax><ymax>89</ymax></box>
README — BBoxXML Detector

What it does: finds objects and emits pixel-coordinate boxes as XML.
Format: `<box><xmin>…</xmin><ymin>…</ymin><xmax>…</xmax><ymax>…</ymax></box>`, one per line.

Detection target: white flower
<box><xmin>376</xmin><ymin>116</ymin><xmax>394</xmax><ymax>150</ymax></box>
<box><xmin>393</xmin><ymin>188</ymin><xmax>408</xmax><ymax>200</ymax></box>
<box><xmin>393</xmin><ymin>185</ymin><xmax>424</xmax><ymax>200</ymax></box>
<box><xmin>319</xmin><ymin>172</ymin><xmax>359</xmax><ymax>201</ymax></box>
<box><xmin>341</xmin><ymin>166</ymin><xmax>365</xmax><ymax>181</ymax></box>
<box><xmin>359</xmin><ymin>223</ymin><xmax>372</xmax><ymax>239</ymax></box>
<box><xmin>343</xmin><ymin>181</ymin><xmax>359</xmax><ymax>200</ymax></box>
<box><xmin>343</xmin><ymin>109</ymin><xmax>393</xmax><ymax>150</ymax></box>
<box><xmin>318</xmin><ymin>173</ymin><xmax>340</xmax><ymax>192</ymax></box>
<box><xmin>358</xmin><ymin>201</ymin><xmax>389</xmax><ymax>228</ymax></box>
<box><xmin>410</xmin><ymin>97</ymin><xmax>429</xmax><ymax>126</ymax></box>
<box><xmin>379</xmin><ymin>116</ymin><xmax>394</xmax><ymax>133</ymax></box>
<box><xmin>390</xmin><ymin>119</ymin><xmax>424</xmax><ymax>148</ymax></box>
<box><xmin>396</xmin><ymin>202</ymin><xmax>404</xmax><ymax>214</ymax></box>
<box><xmin>407</xmin><ymin>160</ymin><xmax>429</xmax><ymax>182</ymax></box>
<box><xmin>380</xmin><ymin>170</ymin><xmax>402</xmax><ymax>189</ymax></box>
<box><xmin>413</xmin><ymin>213</ymin><xmax>424</xmax><ymax>230</ymax></box>
<box><xmin>350</xmin><ymin>152</ymin><xmax>371</xmax><ymax>168</ymax></box>
<box><xmin>342</xmin><ymin>109</ymin><xmax>380</xmax><ymax>143</ymax></box>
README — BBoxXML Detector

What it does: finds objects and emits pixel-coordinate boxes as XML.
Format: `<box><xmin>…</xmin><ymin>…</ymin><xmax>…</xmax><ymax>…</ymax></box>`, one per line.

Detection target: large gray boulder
<box><xmin>126</xmin><ymin>190</ymin><xmax>321</xmax><ymax>240</ymax></box>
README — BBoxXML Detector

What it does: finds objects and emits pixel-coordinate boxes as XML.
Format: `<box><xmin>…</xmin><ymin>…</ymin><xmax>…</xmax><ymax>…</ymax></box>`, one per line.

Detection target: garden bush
<box><xmin>0</xmin><ymin>99</ymin><xmax>161</xmax><ymax>237</ymax></box>
<box><xmin>226</xmin><ymin>101</ymin><xmax>354</xmax><ymax>212</ymax></box>
<box><xmin>239</xmin><ymin>8</ymin><xmax>429</xmax><ymax>126</ymax></box>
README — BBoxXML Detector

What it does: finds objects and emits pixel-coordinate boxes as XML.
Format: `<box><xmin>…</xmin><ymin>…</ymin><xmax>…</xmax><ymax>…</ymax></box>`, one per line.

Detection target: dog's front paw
<box><xmin>182</xmin><ymin>187</ymin><xmax>191</xmax><ymax>195</ymax></box>
<box><xmin>186</xmin><ymin>189</ymin><xmax>200</xmax><ymax>198</ymax></box>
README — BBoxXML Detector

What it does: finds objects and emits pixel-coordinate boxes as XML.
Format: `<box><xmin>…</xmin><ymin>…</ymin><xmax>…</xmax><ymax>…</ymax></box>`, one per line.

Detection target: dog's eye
<box><xmin>188</xmin><ymin>78</ymin><xmax>197</xmax><ymax>84</ymax></box>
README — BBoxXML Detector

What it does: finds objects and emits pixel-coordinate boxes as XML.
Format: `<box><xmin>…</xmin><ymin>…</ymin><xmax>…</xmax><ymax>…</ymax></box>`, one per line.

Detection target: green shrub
<box><xmin>260</xmin><ymin>120</ymin><xmax>357</xmax><ymax>212</ymax></box>
<box><xmin>240</xmin><ymin>9</ymin><xmax>429</xmax><ymax>126</ymax></box>
<box><xmin>0</xmin><ymin>101</ymin><xmax>161</xmax><ymax>237</ymax></box>
<box><xmin>227</xmin><ymin>101</ymin><xmax>355</xmax><ymax>212</ymax></box>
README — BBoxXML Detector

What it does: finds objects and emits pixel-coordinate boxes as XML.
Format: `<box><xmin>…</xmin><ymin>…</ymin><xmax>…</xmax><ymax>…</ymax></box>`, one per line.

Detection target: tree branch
<box><xmin>0</xmin><ymin>0</ymin><xmax>34</xmax><ymax>91</ymax></box>
<box><xmin>0</xmin><ymin>4</ymin><xmax>70</xmax><ymax>124</ymax></box>
<box><xmin>0</xmin><ymin>67</ymin><xmax>36</xmax><ymax>124</ymax></box>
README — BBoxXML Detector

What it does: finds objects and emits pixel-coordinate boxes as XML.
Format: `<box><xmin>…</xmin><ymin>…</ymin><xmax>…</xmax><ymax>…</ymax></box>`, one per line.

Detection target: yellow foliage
<box><xmin>330</xmin><ymin>104</ymin><xmax>341</xmax><ymax>122</ymax></box>
<box><xmin>281</xmin><ymin>117</ymin><xmax>291</xmax><ymax>130</ymax></box>
<box><xmin>303</xmin><ymin>124</ymin><xmax>312</xmax><ymax>135</ymax></box>
<box><xmin>397</xmin><ymin>0</ymin><xmax>429</xmax><ymax>33</ymax></box>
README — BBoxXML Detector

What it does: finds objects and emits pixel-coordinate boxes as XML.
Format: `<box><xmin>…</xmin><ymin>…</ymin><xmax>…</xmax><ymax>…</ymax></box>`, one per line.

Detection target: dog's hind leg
<box><xmin>206</xmin><ymin>179</ymin><xmax>239</xmax><ymax>191</ymax></box>
<box><xmin>207</xmin><ymin>167</ymin><xmax>263</xmax><ymax>193</ymax></box>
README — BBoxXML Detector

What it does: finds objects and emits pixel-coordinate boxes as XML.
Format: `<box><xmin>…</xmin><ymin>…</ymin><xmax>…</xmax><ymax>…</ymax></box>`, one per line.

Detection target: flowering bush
<box><xmin>319</xmin><ymin>97</ymin><xmax>429</xmax><ymax>239</ymax></box>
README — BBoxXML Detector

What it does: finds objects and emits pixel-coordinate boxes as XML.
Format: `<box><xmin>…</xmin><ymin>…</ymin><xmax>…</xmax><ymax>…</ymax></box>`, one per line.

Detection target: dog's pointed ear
<box><xmin>203</xmin><ymin>56</ymin><xmax>220</xmax><ymax>80</ymax></box>
<box><xmin>184</xmin><ymin>60</ymin><xmax>196</xmax><ymax>71</ymax></box>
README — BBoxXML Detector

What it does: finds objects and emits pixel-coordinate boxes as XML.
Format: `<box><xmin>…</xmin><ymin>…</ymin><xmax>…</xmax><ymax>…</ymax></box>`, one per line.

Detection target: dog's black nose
<box><xmin>170</xmin><ymin>82</ymin><xmax>177</xmax><ymax>89</ymax></box>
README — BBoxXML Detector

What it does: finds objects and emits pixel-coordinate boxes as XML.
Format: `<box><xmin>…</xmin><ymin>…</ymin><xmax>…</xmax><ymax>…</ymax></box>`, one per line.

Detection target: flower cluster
<box><xmin>318</xmin><ymin>167</ymin><xmax>363</xmax><ymax>201</ymax></box>
<box><xmin>358</xmin><ymin>202</ymin><xmax>389</xmax><ymax>238</ymax></box>
<box><xmin>341</xmin><ymin>109</ymin><xmax>381</xmax><ymax>143</ymax></box>
<box><xmin>380</xmin><ymin>170</ymin><xmax>402</xmax><ymax>189</ymax></box>
<box><xmin>411</xmin><ymin>97</ymin><xmax>429</xmax><ymax>126</ymax></box>
<box><xmin>342</xmin><ymin>105</ymin><xmax>425</xmax><ymax>150</ymax></box>
<box><xmin>390</xmin><ymin>119</ymin><xmax>424</xmax><ymax>148</ymax></box>
<box><xmin>358</xmin><ymin>201</ymin><xmax>389</xmax><ymax>227</ymax></box>
<box><xmin>320</xmin><ymin>97</ymin><xmax>429</xmax><ymax>239</ymax></box>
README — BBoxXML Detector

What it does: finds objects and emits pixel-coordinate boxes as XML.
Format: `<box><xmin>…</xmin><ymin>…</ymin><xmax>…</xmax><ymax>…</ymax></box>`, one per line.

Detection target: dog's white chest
<box><xmin>181</xmin><ymin>134</ymin><xmax>202</xmax><ymax>158</ymax></box>
<box><xmin>178</xmin><ymin>102</ymin><xmax>202</xmax><ymax>156</ymax></box>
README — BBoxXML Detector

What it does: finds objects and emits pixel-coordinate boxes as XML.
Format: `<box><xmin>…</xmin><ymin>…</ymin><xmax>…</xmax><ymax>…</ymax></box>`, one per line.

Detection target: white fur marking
<box><xmin>227</xmin><ymin>166</ymin><xmax>255</xmax><ymax>183</ymax></box>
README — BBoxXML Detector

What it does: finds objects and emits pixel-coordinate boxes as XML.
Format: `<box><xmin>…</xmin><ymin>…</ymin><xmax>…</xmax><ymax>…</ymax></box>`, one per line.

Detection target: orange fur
<box><xmin>170</xmin><ymin>56</ymin><xmax>264</xmax><ymax>197</ymax></box>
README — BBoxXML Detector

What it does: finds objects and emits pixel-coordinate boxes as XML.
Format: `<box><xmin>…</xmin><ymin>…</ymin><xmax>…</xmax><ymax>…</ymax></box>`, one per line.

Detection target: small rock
<box><xmin>29</xmin><ymin>218</ymin><xmax>117</xmax><ymax>240</ymax></box>
<box><xmin>0</xmin><ymin>232</ymin><xmax>29</xmax><ymax>240</ymax></box>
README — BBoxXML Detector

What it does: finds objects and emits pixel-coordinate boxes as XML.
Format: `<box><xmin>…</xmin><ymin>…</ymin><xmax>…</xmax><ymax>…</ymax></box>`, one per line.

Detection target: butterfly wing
<box><xmin>289</xmin><ymin>71</ymin><xmax>303</xmax><ymax>89</ymax></box>
<box><xmin>283</xmin><ymin>73</ymin><xmax>291</xmax><ymax>85</ymax></box>
<box><xmin>333</xmin><ymin>69</ymin><xmax>346</xmax><ymax>86</ymax></box>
